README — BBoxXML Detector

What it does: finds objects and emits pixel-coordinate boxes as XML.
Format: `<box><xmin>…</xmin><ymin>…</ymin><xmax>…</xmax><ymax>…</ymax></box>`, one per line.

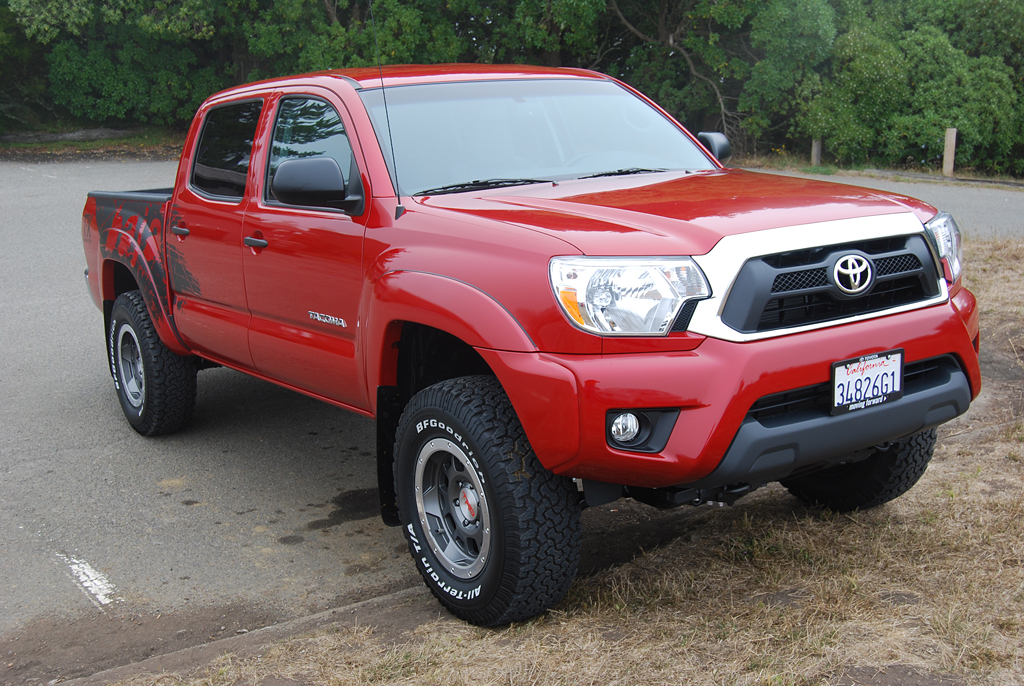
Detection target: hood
<box><xmin>416</xmin><ymin>169</ymin><xmax>936</xmax><ymax>256</ymax></box>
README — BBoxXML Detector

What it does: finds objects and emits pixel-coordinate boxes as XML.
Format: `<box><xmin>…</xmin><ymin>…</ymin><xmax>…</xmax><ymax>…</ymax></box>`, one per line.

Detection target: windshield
<box><xmin>358</xmin><ymin>78</ymin><xmax>715</xmax><ymax>196</ymax></box>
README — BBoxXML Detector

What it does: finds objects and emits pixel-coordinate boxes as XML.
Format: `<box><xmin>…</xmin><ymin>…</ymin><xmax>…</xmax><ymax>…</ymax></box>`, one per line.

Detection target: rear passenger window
<box><xmin>192</xmin><ymin>100</ymin><xmax>263</xmax><ymax>199</ymax></box>
<box><xmin>267</xmin><ymin>97</ymin><xmax>354</xmax><ymax>200</ymax></box>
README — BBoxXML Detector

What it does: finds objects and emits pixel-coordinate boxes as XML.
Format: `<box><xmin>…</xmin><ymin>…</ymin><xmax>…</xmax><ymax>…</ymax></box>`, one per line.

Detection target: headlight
<box><xmin>549</xmin><ymin>257</ymin><xmax>711</xmax><ymax>335</ymax></box>
<box><xmin>924</xmin><ymin>211</ymin><xmax>963</xmax><ymax>283</ymax></box>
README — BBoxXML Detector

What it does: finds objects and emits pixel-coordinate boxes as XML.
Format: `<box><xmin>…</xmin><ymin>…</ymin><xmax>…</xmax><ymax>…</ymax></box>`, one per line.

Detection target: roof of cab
<box><xmin>210</xmin><ymin>63</ymin><xmax>608</xmax><ymax>101</ymax></box>
<box><xmin>334</xmin><ymin>63</ymin><xmax>606</xmax><ymax>89</ymax></box>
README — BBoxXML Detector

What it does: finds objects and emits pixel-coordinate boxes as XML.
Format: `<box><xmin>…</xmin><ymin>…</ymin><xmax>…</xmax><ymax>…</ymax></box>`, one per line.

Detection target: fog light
<box><xmin>610</xmin><ymin>413</ymin><xmax>640</xmax><ymax>443</ymax></box>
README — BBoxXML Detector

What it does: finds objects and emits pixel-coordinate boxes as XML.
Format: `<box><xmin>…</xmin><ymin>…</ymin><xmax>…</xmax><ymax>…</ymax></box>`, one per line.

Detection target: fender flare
<box><xmin>365</xmin><ymin>270</ymin><xmax>581</xmax><ymax>463</ymax></box>
<box><xmin>100</xmin><ymin>223</ymin><xmax>189</xmax><ymax>356</ymax></box>
<box><xmin>365</xmin><ymin>270</ymin><xmax>537</xmax><ymax>398</ymax></box>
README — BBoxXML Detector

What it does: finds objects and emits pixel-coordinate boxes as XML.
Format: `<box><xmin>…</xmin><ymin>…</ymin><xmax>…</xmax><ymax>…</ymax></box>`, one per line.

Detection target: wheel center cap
<box><xmin>457</xmin><ymin>486</ymin><xmax>479</xmax><ymax>522</ymax></box>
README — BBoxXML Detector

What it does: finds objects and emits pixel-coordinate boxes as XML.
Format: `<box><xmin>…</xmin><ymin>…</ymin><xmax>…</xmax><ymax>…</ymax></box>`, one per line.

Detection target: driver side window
<box><xmin>266</xmin><ymin>97</ymin><xmax>354</xmax><ymax>201</ymax></box>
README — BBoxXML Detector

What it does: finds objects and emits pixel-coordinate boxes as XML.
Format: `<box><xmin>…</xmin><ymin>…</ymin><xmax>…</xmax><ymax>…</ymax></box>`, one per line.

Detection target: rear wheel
<box><xmin>781</xmin><ymin>428</ymin><xmax>937</xmax><ymax>511</ymax></box>
<box><xmin>394</xmin><ymin>375</ymin><xmax>581</xmax><ymax>626</ymax></box>
<box><xmin>109</xmin><ymin>291</ymin><xmax>196</xmax><ymax>436</ymax></box>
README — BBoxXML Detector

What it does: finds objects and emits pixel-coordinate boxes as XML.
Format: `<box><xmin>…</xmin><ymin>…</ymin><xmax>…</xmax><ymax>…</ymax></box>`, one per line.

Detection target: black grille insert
<box><xmin>759</xmin><ymin>276</ymin><xmax>926</xmax><ymax>330</ymax></box>
<box><xmin>875</xmin><ymin>254</ymin><xmax>922</xmax><ymax>276</ymax></box>
<box><xmin>747</xmin><ymin>355</ymin><xmax>959</xmax><ymax>423</ymax></box>
<box><xmin>761</xmin><ymin>236</ymin><xmax>912</xmax><ymax>268</ymax></box>
<box><xmin>772</xmin><ymin>268</ymin><xmax>828</xmax><ymax>293</ymax></box>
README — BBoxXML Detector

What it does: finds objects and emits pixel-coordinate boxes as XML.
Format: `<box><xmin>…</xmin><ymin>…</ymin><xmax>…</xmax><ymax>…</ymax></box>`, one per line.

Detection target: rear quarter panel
<box><xmin>83</xmin><ymin>191</ymin><xmax>188</xmax><ymax>355</ymax></box>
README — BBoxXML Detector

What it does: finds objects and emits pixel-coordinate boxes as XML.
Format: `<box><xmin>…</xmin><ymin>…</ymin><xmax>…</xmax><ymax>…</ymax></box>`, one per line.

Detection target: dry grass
<box><xmin>114</xmin><ymin>240</ymin><xmax>1024</xmax><ymax>686</ymax></box>
<box><xmin>964</xmin><ymin>238</ymin><xmax>1024</xmax><ymax>427</ymax></box>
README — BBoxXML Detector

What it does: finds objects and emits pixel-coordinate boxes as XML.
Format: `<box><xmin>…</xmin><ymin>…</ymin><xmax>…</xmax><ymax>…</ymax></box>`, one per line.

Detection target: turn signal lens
<box><xmin>558</xmin><ymin>287</ymin><xmax>584</xmax><ymax>326</ymax></box>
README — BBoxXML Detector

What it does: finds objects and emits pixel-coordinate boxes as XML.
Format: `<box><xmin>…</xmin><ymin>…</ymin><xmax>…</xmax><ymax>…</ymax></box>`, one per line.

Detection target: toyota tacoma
<box><xmin>81</xmin><ymin>64</ymin><xmax>980</xmax><ymax>626</ymax></box>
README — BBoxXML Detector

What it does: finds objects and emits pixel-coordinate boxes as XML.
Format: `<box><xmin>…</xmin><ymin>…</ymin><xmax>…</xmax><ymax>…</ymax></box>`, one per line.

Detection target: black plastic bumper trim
<box><xmin>681</xmin><ymin>359</ymin><xmax>971</xmax><ymax>491</ymax></box>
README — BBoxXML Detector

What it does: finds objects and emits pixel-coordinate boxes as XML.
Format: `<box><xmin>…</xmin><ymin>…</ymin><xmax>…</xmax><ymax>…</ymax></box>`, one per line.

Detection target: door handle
<box><xmin>244</xmin><ymin>236</ymin><xmax>269</xmax><ymax>248</ymax></box>
<box><xmin>170</xmin><ymin>225</ymin><xmax>189</xmax><ymax>236</ymax></box>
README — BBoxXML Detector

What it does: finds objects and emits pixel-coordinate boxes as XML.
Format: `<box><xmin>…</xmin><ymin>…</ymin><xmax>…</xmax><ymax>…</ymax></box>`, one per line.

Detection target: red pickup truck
<box><xmin>81</xmin><ymin>64</ymin><xmax>980</xmax><ymax>627</ymax></box>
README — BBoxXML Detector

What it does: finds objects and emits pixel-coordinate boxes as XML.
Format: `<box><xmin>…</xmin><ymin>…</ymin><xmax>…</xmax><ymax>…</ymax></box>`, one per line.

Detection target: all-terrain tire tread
<box><xmin>111</xmin><ymin>291</ymin><xmax>196</xmax><ymax>436</ymax></box>
<box><xmin>781</xmin><ymin>428</ymin><xmax>937</xmax><ymax>511</ymax></box>
<box><xmin>395</xmin><ymin>375</ymin><xmax>581</xmax><ymax>626</ymax></box>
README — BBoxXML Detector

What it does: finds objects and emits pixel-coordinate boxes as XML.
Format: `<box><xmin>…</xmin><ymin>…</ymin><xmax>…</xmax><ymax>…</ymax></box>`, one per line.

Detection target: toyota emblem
<box><xmin>833</xmin><ymin>254</ymin><xmax>873</xmax><ymax>295</ymax></box>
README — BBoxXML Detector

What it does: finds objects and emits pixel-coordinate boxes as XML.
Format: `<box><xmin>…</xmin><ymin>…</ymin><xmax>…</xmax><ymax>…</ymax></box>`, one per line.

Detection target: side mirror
<box><xmin>697</xmin><ymin>132</ymin><xmax>731</xmax><ymax>164</ymax></box>
<box><xmin>271</xmin><ymin>157</ymin><xmax>364</xmax><ymax>215</ymax></box>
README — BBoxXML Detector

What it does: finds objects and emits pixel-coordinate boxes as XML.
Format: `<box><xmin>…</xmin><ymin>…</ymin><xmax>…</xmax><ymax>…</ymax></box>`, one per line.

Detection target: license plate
<box><xmin>831</xmin><ymin>349</ymin><xmax>904</xmax><ymax>415</ymax></box>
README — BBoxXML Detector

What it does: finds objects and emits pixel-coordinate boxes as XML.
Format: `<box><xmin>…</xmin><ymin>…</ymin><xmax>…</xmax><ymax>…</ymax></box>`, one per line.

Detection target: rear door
<box><xmin>241</xmin><ymin>89</ymin><xmax>371</xmax><ymax>408</ymax></box>
<box><xmin>169</xmin><ymin>98</ymin><xmax>264</xmax><ymax>369</ymax></box>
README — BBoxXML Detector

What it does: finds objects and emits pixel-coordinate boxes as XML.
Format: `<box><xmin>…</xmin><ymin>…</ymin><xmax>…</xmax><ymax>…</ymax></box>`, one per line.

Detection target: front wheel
<box><xmin>109</xmin><ymin>291</ymin><xmax>196</xmax><ymax>436</ymax></box>
<box><xmin>781</xmin><ymin>428</ymin><xmax>937</xmax><ymax>511</ymax></box>
<box><xmin>394</xmin><ymin>376</ymin><xmax>581</xmax><ymax>626</ymax></box>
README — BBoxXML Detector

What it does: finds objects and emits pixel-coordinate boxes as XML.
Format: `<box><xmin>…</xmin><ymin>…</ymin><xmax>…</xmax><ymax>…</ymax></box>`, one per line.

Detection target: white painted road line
<box><xmin>55</xmin><ymin>553</ymin><xmax>121</xmax><ymax>607</ymax></box>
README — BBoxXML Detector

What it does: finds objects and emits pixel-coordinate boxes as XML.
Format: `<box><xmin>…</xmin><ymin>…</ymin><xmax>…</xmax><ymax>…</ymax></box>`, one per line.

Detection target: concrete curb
<box><xmin>61</xmin><ymin>586</ymin><xmax>432</xmax><ymax>685</ymax></box>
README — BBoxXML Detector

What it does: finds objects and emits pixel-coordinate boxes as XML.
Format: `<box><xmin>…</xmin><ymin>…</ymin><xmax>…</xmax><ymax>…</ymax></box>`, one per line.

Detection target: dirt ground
<box><xmin>3</xmin><ymin>236</ymin><xmax>1020</xmax><ymax>685</ymax></box>
<box><xmin>0</xmin><ymin>605</ymin><xmax>279</xmax><ymax>684</ymax></box>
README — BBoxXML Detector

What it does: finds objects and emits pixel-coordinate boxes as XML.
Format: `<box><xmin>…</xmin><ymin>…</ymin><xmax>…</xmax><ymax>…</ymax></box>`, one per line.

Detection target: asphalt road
<box><xmin>777</xmin><ymin>169</ymin><xmax>1024</xmax><ymax>239</ymax></box>
<box><xmin>0</xmin><ymin>159</ymin><xmax>1021</xmax><ymax>680</ymax></box>
<box><xmin>0</xmin><ymin>159</ymin><xmax>416</xmax><ymax>639</ymax></box>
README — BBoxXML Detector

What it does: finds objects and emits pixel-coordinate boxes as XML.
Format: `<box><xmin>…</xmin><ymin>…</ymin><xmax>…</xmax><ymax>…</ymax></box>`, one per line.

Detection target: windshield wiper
<box><xmin>578</xmin><ymin>167</ymin><xmax>667</xmax><ymax>179</ymax></box>
<box><xmin>414</xmin><ymin>178</ymin><xmax>551</xmax><ymax>196</ymax></box>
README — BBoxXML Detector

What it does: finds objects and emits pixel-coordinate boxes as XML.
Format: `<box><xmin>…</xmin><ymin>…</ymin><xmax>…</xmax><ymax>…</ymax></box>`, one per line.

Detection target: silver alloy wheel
<box><xmin>414</xmin><ymin>437</ymin><xmax>492</xmax><ymax>579</ymax></box>
<box><xmin>116</xmin><ymin>324</ymin><xmax>145</xmax><ymax>409</ymax></box>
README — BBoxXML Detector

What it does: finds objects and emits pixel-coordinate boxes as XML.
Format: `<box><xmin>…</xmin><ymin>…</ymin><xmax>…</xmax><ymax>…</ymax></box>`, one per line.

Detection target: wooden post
<box><xmin>811</xmin><ymin>138</ymin><xmax>822</xmax><ymax>166</ymax></box>
<box><xmin>943</xmin><ymin>128</ymin><xmax>957</xmax><ymax>177</ymax></box>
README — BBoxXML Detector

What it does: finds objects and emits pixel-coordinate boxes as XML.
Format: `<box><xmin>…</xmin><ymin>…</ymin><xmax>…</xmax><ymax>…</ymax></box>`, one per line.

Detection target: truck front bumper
<box><xmin>482</xmin><ymin>287</ymin><xmax>980</xmax><ymax>490</ymax></box>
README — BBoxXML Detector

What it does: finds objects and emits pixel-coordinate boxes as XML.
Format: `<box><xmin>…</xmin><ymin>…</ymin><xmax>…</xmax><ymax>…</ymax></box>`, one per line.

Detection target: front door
<box><xmin>242</xmin><ymin>93</ymin><xmax>369</xmax><ymax>408</ymax></box>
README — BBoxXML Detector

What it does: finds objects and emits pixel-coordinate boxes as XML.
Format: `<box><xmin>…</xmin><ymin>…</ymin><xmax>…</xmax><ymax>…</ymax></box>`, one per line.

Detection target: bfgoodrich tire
<box><xmin>781</xmin><ymin>428</ymin><xmax>937</xmax><ymax>511</ymax></box>
<box><xmin>109</xmin><ymin>291</ymin><xmax>196</xmax><ymax>436</ymax></box>
<box><xmin>394</xmin><ymin>375</ymin><xmax>581</xmax><ymax>626</ymax></box>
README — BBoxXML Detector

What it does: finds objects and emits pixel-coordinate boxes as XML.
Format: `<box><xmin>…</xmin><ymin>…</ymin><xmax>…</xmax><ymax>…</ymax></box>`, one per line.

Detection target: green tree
<box><xmin>609</xmin><ymin>0</ymin><xmax>757</xmax><ymax>141</ymax></box>
<box><xmin>7</xmin><ymin>0</ymin><xmax>1024</xmax><ymax>175</ymax></box>
<box><xmin>45</xmin><ymin>25</ymin><xmax>224</xmax><ymax>124</ymax></box>
<box><xmin>10</xmin><ymin>0</ymin><xmax>608</xmax><ymax>126</ymax></box>
<box><xmin>608</xmin><ymin>0</ymin><xmax>837</xmax><ymax>148</ymax></box>
<box><xmin>798</xmin><ymin>28</ymin><xmax>909</xmax><ymax>162</ymax></box>
<box><xmin>739</xmin><ymin>0</ymin><xmax>836</xmax><ymax>138</ymax></box>
<box><xmin>456</xmin><ymin>0</ymin><xmax>606</xmax><ymax>67</ymax></box>
<box><xmin>798</xmin><ymin>10</ymin><xmax>1018</xmax><ymax>174</ymax></box>
<box><xmin>885</xmin><ymin>26</ymin><xmax>1017</xmax><ymax>173</ymax></box>
<box><xmin>0</xmin><ymin>0</ymin><xmax>49</xmax><ymax>131</ymax></box>
<box><xmin>10</xmin><ymin>0</ymin><xmax>230</xmax><ymax>125</ymax></box>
